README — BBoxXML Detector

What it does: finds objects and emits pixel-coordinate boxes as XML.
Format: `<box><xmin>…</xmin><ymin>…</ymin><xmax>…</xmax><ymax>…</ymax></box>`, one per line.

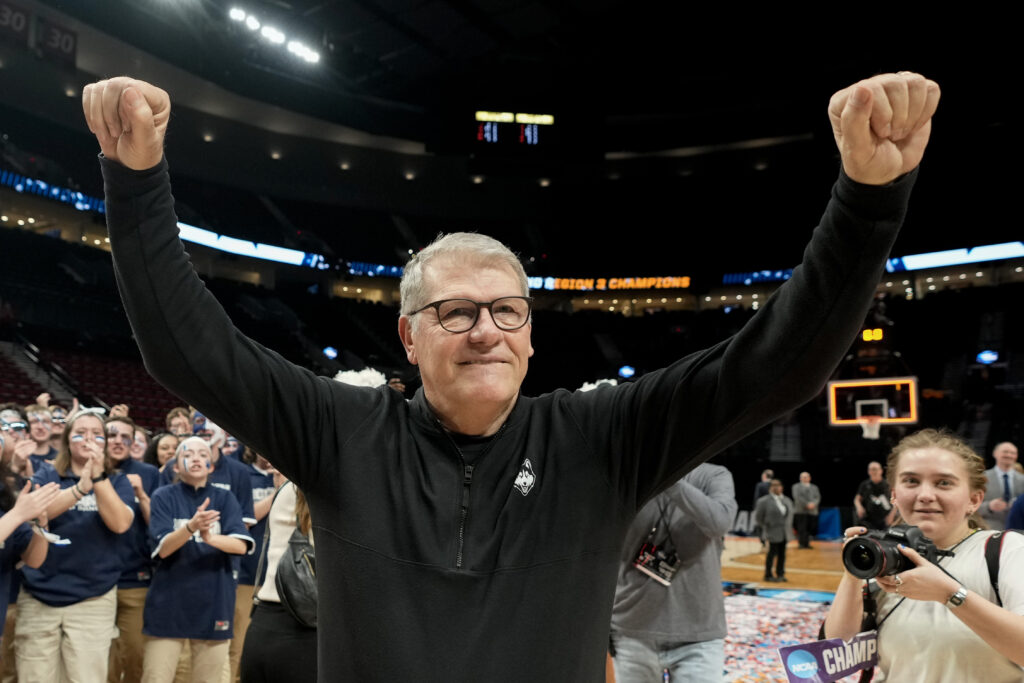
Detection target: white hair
<box><xmin>578</xmin><ymin>379</ymin><xmax>618</xmax><ymax>392</ymax></box>
<box><xmin>333</xmin><ymin>367</ymin><xmax>387</xmax><ymax>388</ymax></box>
<box><xmin>400</xmin><ymin>232</ymin><xmax>529</xmax><ymax>323</ymax></box>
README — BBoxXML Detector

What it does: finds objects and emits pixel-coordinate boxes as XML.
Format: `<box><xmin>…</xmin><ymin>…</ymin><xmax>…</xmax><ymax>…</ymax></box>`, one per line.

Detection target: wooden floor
<box><xmin>721</xmin><ymin>535</ymin><xmax>846</xmax><ymax>593</ymax></box>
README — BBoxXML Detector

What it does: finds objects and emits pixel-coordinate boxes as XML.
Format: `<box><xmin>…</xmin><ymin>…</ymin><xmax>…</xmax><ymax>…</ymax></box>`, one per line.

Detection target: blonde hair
<box><xmin>886</xmin><ymin>428</ymin><xmax>988</xmax><ymax>530</ymax></box>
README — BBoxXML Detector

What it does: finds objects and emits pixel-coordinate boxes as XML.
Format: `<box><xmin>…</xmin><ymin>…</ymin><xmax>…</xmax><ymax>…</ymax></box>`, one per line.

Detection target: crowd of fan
<box><xmin>0</xmin><ymin>394</ymin><xmax>280</xmax><ymax>682</ymax></box>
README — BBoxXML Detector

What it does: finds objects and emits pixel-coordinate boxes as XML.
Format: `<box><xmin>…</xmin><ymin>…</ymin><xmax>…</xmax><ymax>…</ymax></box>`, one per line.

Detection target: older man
<box><xmin>791</xmin><ymin>471</ymin><xmax>821</xmax><ymax>549</ymax></box>
<box><xmin>980</xmin><ymin>442</ymin><xmax>1023</xmax><ymax>530</ymax></box>
<box><xmin>83</xmin><ymin>71</ymin><xmax>937</xmax><ymax>680</ymax></box>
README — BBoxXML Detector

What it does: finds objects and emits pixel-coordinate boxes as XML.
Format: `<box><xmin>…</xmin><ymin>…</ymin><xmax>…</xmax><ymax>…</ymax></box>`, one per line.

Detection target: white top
<box><xmin>256</xmin><ymin>482</ymin><xmax>304</xmax><ymax>603</ymax></box>
<box><xmin>875</xmin><ymin>529</ymin><xmax>1024</xmax><ymax>682</ymax></box>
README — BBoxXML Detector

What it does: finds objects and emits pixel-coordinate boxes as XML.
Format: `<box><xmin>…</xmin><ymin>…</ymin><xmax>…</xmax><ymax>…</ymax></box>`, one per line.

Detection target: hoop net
<box><xmin>860</xmin><ymin>416</ymin><xmax>882</xmax><ymax>440</ymax></box>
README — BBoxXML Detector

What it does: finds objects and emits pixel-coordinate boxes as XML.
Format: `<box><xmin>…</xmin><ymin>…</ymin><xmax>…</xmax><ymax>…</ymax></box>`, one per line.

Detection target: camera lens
<box><xmin>843</xmin><ymin>538</ymin><xmax>884</xmax><ymax>579</ymax></box>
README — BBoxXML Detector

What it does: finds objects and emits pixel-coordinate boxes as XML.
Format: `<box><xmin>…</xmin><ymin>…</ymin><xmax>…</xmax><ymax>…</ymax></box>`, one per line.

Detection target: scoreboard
<box><xmin>472</xmin><ymin>110</ymin><xmax>557</xmax><ymax>156</ymax></box>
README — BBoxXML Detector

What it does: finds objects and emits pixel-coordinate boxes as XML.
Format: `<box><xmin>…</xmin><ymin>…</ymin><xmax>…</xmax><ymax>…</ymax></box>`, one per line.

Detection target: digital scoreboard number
<box><xmin>473</xmin><ymin>111</ymin><xmax>555</xmax><ymax>156</ymax></box>
<box><xmin>0</xmin><ymin>1</ymin><xmax>77</xmax><ymax>69</ymax></box>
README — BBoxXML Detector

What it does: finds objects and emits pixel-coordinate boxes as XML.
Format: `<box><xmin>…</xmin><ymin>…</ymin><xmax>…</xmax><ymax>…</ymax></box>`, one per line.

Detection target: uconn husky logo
<box><xmin>513</xmin><ymin>458</ymin><xmax>536</xmax><ymax>496</ymax></box>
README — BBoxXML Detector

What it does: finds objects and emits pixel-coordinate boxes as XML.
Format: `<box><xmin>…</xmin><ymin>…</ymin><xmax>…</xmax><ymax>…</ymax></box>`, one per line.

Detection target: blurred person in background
<box><xmin>228</xmin><ymin>449</ymin><xmax>275</xmax><ymax>682</ymax></box>
<box><xmin>754</xmin><ymin>479</ymin><xmax>794</xmax><ymax>583</ymax></box>
<box><xmin>48</xmin><ymin>404</ymin><xmax>70</xmax><ymax>452</ymax></box>
<box><xmin>105</xmin><ymin>415</ymin><xmax>162</xmax><ymax>683</ymax></box>
<box><xmin>610</xmin><ymin>463</ymin><xmax>737</xmax><ymax>682</ymax></box>
<box><xmin>143</xmin><ymin>433</ymin><xmax>179</xmax><ymax>469</ymax></box>
<box><xmin>16</xmin><ymin>409</ymin><xmax>134</xmax><ymax>682</ymax></box>
<box><xmin>979</xmin><ymin>442</ymin><xmax>1022</xmax><ymax>531</ymax></box>
<box><xmin>23</xmin><ymin>405</ymin><xmax>56</xmax><ymax>473</ymax></box>
<box><xmin>855</xmin><ymin>461</ymin><xmax>896</xmax><ymax>531</ymax></box>
<box><xmin>164</xmin><ymin>408</ymin><xmax>191</xmax><ymax>440</ymax></box>
<box><xmin>0</xmin><ymin>454</ymin><xmax>60</xmax><ymax>669</ymax></box>
<box><xmin>131</xmin><ymin>428</ymin><xmax>150</xmax><ymax>462</ymax></box>
<box><xmin>238</xmin><ymin>476</ymin><xmax>314</xmax><ymax>683</ymax></box>
<box><xmin>0</xmin><ymin>408</ymin><xmax>32</xmax><ymax>480</ymax></box>
<box><xmin>792</xmin><ymin>471</ymin><xmax>821</xmax><ymax>549</ymax></box>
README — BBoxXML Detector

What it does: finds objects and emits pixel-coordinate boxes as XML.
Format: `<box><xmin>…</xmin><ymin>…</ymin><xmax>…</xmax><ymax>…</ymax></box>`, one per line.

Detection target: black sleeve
<box><xmin>102</xmin><ymin>157</ymin><xmax>383</xmax><ymax>490</ymax></box>
<box><xmin>569</xmin><ymin>168</ymin><xmax>918</xmax><ymax>508</ymax></box>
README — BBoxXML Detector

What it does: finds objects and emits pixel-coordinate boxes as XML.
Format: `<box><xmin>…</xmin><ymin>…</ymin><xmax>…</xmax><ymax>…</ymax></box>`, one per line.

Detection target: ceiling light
<box><xmin>261</xmin><ymin>26</ymin><xmax>285</xmax><ymax>44</ymax></box>
<box><xmin>64</xmin><ymin>87</ymin><xmax>76</xmax><ymax>97</ymax></box>
<box><xmin>538</xmin><ymin>178</ymin><xmax>551</xmax><ymax>187</ymax></box>
<box><xmin>270</xmin><ymin>151</ymin><xmax>281</xmax><ymax>160</ymax></box>
<box><xmin>339</xmin><ymin>161</ymin><xmax>350</xmax><ymax>170</ymax></box>
<box><xmin>27</xmin><ymin>217</ymin><xmax>34</xmax><ymax>223</ymax></box>
<box><xmin>245</xmin><ymin>16</ymin><xmax>260</xmax><ymax>30</ymax></box>
<box><xmin>229</xmin><ymin>8</ymin><xmax>246</xmax><ymax>21</ymax></box>
<box><xmin>471</xmin><ymin>175</ymin><xmax>484</xmax><ymax>184</ymax></box>
<box><xmin>404</xmin><ymin>172</ymin><xmax>416</xmax><ymax>181</ymax></box>
<box><xmin>203</xmin><ymin>133</ymin><xmax>214</xmax><ymax>142</ymax></box>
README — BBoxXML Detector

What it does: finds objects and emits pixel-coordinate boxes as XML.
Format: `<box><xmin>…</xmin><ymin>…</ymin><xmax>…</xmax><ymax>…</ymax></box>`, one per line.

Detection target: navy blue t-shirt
<box><xmin>113</xmin><ymin>458</ymin><xmax>163</xmax><ymax>588</ymax></box>
<box><xmin>28</xmin><ymin>446</ymin><xmax>58</xmax><ymax>474</ymax></box>
<box><xmin>160</xmin><ymin>456</ymin><xmax>255</xmax><ymax>525</ymax></box>
<box><xmin>144</xmin><ymin>482</ymin><xmax>254</xmax><ymax>639</ymax></box>
<box><xmin>238</xmin><ymin>466</ymin><xmax>275</xmax><ymax>586</ymax></box>
<box><xmin>23</xmin><ymin>464</ymin><xmax>135</xmax><ymax>606</ymax></box>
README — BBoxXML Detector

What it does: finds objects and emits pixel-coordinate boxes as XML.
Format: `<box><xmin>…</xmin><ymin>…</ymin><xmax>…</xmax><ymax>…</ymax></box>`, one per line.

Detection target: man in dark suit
<box><xmin>754</xmin><ymin>479</ymin><xmax>793</xmax><ymax>583</ymax></box>
<box><xmin>980</xmin><ymin>442</ymin><xmax>1023</xmax><ymax>530</ymax></box>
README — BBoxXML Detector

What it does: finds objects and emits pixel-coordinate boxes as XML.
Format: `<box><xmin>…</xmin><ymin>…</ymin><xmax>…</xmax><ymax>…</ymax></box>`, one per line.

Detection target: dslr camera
<box><xmin>842</xmin><ymin>524</ymin><xmax>953</xmax><ymax>579</ymax></box>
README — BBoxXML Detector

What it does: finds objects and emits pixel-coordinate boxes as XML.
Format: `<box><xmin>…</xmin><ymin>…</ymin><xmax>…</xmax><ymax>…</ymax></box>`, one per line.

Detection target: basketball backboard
<box><xmin>827</xmin><ymin>376</ymin><xmax>919</xmax><ymax>426</ymax></box>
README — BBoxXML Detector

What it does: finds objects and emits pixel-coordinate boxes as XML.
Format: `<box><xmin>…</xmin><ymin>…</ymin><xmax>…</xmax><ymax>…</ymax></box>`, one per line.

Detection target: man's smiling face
<box><xmin>399</xmin><ymin>257</ymin><xmax>533</xmax><ymax>434</ymax></box>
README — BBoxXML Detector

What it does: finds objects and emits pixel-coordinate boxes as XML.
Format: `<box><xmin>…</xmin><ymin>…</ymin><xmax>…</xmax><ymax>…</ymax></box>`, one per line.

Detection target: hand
<box><xmin>82</xmin><ymin>77</ymin><xmax>170</xmax><ymax>171</ymax></box>
<box><xmin>35</xmin><ymin>392</ymin><xmax>51</xmax><ymax>407</ymax></box>
<box><xmin>828</xmin><ymin>72</ymin><xmax>940</xmax><ymax>185</ymax></box>
<box><xmin>13</xmin><ymin>440</ymin><xmax>35</xmax><ymax>467</ymax></box>
<box><xmin>12</xmin><ymin>481</ymin><xmax>61</xmax><ymax>523</ymax></box>
<box><xmin>70</xmin><ymin>397</ymin><xmax>80</xmax><ymax>415</ymax></box>
<box><xmin>109</xmin><ymin>404</ymin><xmax>130</xmax><ymax>419</ymax></box>
<box><xmin>988</xmin><ymin>499</ymin><xmax>1008</xmax><ymax>513</ymax></box>
<box><xmin>875</xmin><ymin>545</ymin><xmax>961</xmax><ymax>603</ymax></box>
<box><xmin>126</xmin><ymin>473</ymin><xmax>145</xmax><ymax>497</ymax></box>
<box><xmin>189</xmin><ymin>497</ymin><xmax>220</xmax><ymax>536</ymax></box>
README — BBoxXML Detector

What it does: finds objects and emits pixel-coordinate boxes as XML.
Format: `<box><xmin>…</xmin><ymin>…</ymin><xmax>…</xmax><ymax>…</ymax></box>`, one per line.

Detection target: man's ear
<box><xmin>398</xmin><ymin>316</ymin><xmax>418</xmax><ymax>365</ymax></box>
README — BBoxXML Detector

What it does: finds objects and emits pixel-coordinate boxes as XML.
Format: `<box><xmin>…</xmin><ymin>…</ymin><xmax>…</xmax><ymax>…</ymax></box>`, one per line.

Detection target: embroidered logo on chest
<box><xmin>513</xmin><ymin>458</ymin><xmax>536</xmax><ymax>496</ymax></box>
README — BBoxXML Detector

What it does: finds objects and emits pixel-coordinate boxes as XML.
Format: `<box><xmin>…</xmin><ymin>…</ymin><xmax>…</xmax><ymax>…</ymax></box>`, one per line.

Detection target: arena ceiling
<box><xmin>1</xmin><ymin>3</ymin><xmax>1017</xmax><ymax>276</ymax></box>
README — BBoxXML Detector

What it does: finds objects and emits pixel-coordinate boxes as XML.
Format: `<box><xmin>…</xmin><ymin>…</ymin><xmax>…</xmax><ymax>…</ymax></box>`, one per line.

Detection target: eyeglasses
<box><xmin>1</xmin><ymin>422</ymin><xmax>27</xmax><ymax>433</ymax></box>
<box><xmin>106</xmin><ymin>430</ymin><xmax>134</xmax><ymax>447</ymax></box>
<box><xmin>409</xmin><ymin>297</ymin><xmax>533</xmax><ymax>333</ymax></box>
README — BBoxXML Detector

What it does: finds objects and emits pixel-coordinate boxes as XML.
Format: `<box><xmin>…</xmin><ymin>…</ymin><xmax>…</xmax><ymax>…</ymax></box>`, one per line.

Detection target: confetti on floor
<box><xmin>723</xmin><ymin>592</ymin><xmax>863</xmax><ymax>682</ymax></box>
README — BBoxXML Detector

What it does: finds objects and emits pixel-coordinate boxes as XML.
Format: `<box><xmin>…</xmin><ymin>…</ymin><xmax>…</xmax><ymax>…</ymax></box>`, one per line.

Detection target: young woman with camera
<box><xmin>824</xmin><ymin>429</ymin><xmax>1024</xmax><ymax>681</ymax></box>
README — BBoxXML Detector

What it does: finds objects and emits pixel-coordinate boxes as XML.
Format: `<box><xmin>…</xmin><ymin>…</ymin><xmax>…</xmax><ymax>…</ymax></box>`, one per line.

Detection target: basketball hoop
<box><xmin>860</xmin><ymin>416</ymin><xmax>882</xmax><ymax>440</ymax></box>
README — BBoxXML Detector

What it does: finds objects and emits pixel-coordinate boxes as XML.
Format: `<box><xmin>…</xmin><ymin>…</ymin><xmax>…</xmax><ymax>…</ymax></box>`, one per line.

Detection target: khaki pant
<box><xmin>227</xmin><ymin>585</ymin><xmax>254</xmax><ymax>683</ymax></box>
<box><xmin>2</xmin><ymin>604</ymin><xmax>17</xmax><ymax>683</ymax></box>
<box><xmin>107</xmin><ymin>587</ymin><xmax>147</xmax><ymax>683</ymax></box>
<box><xmin>15</xmin><ymin>588</ymin><xmax>118</xmax><ymax>683</ymax></box>
<box><xmin>141</xmin><ymin>639</ymin><xmax>228</xmax><ymax>683</ymax></box>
